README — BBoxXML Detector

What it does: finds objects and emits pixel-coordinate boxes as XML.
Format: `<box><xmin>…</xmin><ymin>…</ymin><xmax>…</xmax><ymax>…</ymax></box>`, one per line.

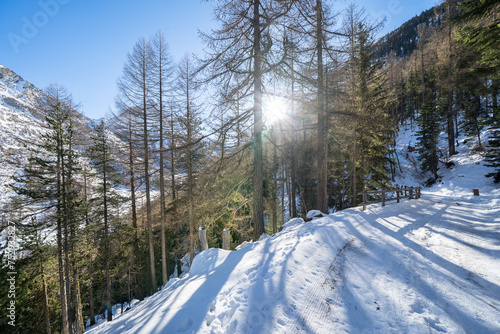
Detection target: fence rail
<box><xmin>359</xmin><ymin>185</ymin><xmax>421</xmax><ymax>211</ymax></box>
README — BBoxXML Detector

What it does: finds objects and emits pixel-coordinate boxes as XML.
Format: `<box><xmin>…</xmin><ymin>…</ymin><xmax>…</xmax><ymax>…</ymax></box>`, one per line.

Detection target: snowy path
<box><xmin>87</xmin><ymin>191</ymin><xmax>500</xmax><ymax>334</ymax></box>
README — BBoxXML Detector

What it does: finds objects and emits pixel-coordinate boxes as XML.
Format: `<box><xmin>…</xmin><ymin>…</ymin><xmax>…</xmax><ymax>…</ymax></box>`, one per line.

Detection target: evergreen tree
<box><xmin>200</xmin><ymin>0</ymin><xmax>294</xmax><ymax>240</ymax></box>
<box><xmin>416</xmin><ymin>79</ymin><xmax>442</xmax><ymax>181</ymax></box>
<box><xmin>339</xmin><ymin>6</ymin><xmax>394</xmax><ymax>205</ymax></box>
<box><xmin>8</xmin><ymin>84</ymin><xmax>82</xmax><ymax>334</ymax></box>
<box><xmin>175</xmin><ymin>54</ymin><xmax>207</xmax><ymax>262</ymax></box>
<box><xmin>454</xmin><ymin>0</ymin><xmax>500</xmax><ymax>181</ymax></box>
<box><xmin>87</xmin><ymin>120</ymin><xmax>126</xmax><ymax>321</ymax></box>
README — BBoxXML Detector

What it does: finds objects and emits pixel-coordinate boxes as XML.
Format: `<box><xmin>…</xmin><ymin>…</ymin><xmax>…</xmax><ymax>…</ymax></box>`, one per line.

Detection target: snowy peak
<box><xmin>0</xmin><ymin>64</ymin><xmax>42</xmax><ymax>121</ymax></box>
<box><xmin>0</xmin><ymin>64</ymin><xmax>39</xmax><ymax>102</ymax></box>
<box><xmin>0</xmin><ymin>64</ymin><xmax>91</xmax><ymax>207</ymax></box>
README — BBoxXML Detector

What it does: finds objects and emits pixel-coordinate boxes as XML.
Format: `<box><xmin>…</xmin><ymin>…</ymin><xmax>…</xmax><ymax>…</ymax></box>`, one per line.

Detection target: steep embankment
<box><xmin>87</xmin><ymin>178</ymin><xmax>500</xmax><ymax>333</ymax></box>
<box><xmin>85</xmin><ymin>67</ymin><xmax>500</xmax><ymax>333</ymax></box>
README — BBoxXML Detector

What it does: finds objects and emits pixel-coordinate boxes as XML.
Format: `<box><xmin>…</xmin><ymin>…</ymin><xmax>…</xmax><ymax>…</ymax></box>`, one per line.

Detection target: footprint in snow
<box><xmin>409</xmin><ymin>301</ymin><xmax>424</xmax><ymax>314</ymax></box>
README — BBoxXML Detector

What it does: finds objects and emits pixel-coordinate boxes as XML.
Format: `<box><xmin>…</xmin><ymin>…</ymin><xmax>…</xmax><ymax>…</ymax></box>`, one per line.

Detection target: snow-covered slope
<box><xmin>0</xmin><ymin>64</ymin><xmax>126</xmax><ymax>210</ymax></box>
<box><xmin>0</xmin><ymin>65</ymin><xmax>46</xmax><ymax>208</ymax></box>
<box><xmin>86</xmin><ymin>140</ymin><xmax>500</xmax><ymax>333</ymax></box>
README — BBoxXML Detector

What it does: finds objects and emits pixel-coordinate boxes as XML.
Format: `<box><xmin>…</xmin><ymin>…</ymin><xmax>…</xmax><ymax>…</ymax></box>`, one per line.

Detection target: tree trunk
<box><xmin>142</xmin><ymin>54</ymin><xmax>156</xmax><ymax>294</ymax></box>
<box><xmin>170</xmin><ymin>111</ymin><xmax>177</xmax><ymax>211</ymax></box>
<box><xmin>316</xmin><ymin>0</ymin><xmax>328</xmax><ymax>214</ymax></box>
<box><xmin>72</xmin><ymin>264</ymin><xmax>84</xmax><ymax>333</ymax></box>
<box><xmin>56</xmin><ymin>129</ymin><xmax>69</xmax><ymax>334</ymax></box>
<box><xmin>103</xmin><ymin>144</ymin><xmax>112</xmax><ymax>322</ymax></box>
<box><xmin>421</xmin><ymin>34</ymin><xmax>426</xmax><ymax>107</ymax></box>
<box><xmin>184</xmin><ymin>58</ymin><xmax>196</xmax><ymax>264</ymax></box>
<box><xmin>253</xmin><ymin>0</ymin><xmax>265</xmax><ymax>240</ymax></box>
<box><xmin>57</xmin><ymin>206</ymin><xmax>69</xmax><ymax>334</ymax></box>
<box><xmin>493</xmin><ymin>79</ymin><xmax>498</xmax><ymax>118</ymax></box>
<box><xmin>128</xmin><ymin>117</ymin><xmax>141</xmax><ymax>301</ymax></box>
<box><xmin>60</xmin><ymin>150</ymin><xmax>73</xmax><ymax>334</ymax></box>
<box><xmin>89</xmin><ymin>273</ymin><xmax>95</xmax><ymax>326</ymax></box>
<box><xmin>447</xmin><ymin>2</ymin><xmax>456</xmax><ymax>156</ymax></box>
<box><xmin>272</xmin><ymin>129</ymin><xmax>278</xmax><ymax>234</ymax></box>
<box><xmin>290</xmin><ymin>53</ymin><xmax>297</xmax><ymax>218</ymax></box>
<box><xmin>352</xmin><ymin>122</ymin><xmax>357</xmax><ymax>207</ymax></box>
<box><xmin>236</xmin><ymin>99</ymin><xmax>241</xmax><ymax>148</ymax></box>
<box><xmin>84</xmin><ymin>171</ymin><xmax>96</xmax><ymax>327</ymax></box>
<box><xmin>159</xmin><ymin>57</ymin><xmax>168</xmax><ymax>287</ymax></box>
<box><xmin>41</xmin><ymin>265</ymin><xmax>51</xmax><ymax>334</ymax></box>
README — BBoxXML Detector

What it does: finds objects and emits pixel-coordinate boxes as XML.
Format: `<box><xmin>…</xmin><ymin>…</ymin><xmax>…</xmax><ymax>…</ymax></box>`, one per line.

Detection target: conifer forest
<box><xmin>0</xmin><ymin>0</ymin><xmax>499</xmax><ymax>333</ymax></box>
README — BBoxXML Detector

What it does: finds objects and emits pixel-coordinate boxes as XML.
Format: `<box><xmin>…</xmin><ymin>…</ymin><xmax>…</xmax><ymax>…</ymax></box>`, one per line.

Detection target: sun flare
<box><xmin>263</xmin><ymin>96</ymin><xmax>288</xmax><ymax>125</ymax></box>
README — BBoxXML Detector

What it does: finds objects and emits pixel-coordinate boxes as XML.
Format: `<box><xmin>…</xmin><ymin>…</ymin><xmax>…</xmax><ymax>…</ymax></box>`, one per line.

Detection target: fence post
<box><xmin>199</xmin><ymin>227</ymin><xmax>208</xmax><ymax>251</ymax></box>
<box><xmin>409</xmin><ymin>187</ymin><xmax>413</xmax><ymax>200</ymax></box>
<box><xmin>397</xmin><ymin>188</ymin><xmax>400</xmax><ymax>203</ymax></box>
<box><xmin>382</xmin><ymin>191</ymin><xmax>385</xmax><ymax>207</ymax></box>
<box><xmin>222</xmin><ymin>229</ymin><xmax>230</xmax><ymax>250</ymax></box>
<box><xmin>417</xmin><ymin>187</ymin><xmax>421</xmax><ymax>199</ymax></box>
<box><xmin>362</xmin><ymin>192</ymin><xmax>367</xmax><ymax>211</ymax></box>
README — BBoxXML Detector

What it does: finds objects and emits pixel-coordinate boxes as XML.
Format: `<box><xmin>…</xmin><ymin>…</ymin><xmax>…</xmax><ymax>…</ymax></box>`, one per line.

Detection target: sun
<box><xmin>263</xmin><ymin>96</ymin><xmax>288</xmax><ymax>125</ymax></box>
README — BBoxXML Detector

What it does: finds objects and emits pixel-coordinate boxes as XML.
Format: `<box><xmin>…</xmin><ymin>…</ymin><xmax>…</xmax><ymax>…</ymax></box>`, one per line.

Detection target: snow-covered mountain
<box><xmin>0</xmin><ymin>64</ymin><xmax>112</xmax><ymax>209</ymax></box>
<box><xmin>86</xmin><ymin>125</ymin><xmax>500</xmax><ymax>334</ymax></box>
<box><xmin>0</xmin><ymin>64</ymin><xmax>46</xmax><ymax>208</ymax></box>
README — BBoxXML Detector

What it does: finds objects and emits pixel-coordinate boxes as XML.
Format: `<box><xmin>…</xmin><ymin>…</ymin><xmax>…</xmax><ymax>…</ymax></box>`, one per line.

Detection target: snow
<box><xmin>86</xmin><ymin>142</ymin><xmax>500</xmax><ymax>334</ymax></box>
<box><xmin>3</xmin><ymin>63</ymin><xmax>497</xmax><ymax>333</ymax></box>
<box><xmin>0</xmin><ymin>64</ymin><xmax>46</xmax><ymax>214</ymax></box>
<box><xmin>306</xmin><ymin>209</ymin><xmax>324</xmax><ymax>220</ymax></box>
<box><xmin>0</xmin><ymin>64</ymin><xmax>147</xmax><ymax>244</ymax></box>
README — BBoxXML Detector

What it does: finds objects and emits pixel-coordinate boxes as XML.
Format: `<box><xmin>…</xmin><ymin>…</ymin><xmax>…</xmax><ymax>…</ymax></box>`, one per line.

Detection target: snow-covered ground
<box><xmin>87</xmin><ymin>129</ymin><xmax>500</xmax><ymax>333</ymax></box>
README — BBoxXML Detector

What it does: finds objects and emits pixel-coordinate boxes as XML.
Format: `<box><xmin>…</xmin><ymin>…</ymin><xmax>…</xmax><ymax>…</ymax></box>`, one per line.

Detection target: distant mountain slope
<box><xmin>0</xmin><ymin>65</ymin><xmax>46</xmax><ymax>208</ymax></box>
<box><xmin>0</xmin><ymin>64</ymin><xmax>119</xmax><ymax>210</ymax></box>
<box><xmin>376</xmin><ymin>3</ymin><xmax>447</xmax><ymax>59</ymax></box>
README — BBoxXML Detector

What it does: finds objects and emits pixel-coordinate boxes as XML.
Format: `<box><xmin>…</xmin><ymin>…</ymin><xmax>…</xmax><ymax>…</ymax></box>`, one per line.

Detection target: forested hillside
<box><xmin>0</xmin><ymin>0</ymin><xmax>498</xmax><ymax>333</ymax></box>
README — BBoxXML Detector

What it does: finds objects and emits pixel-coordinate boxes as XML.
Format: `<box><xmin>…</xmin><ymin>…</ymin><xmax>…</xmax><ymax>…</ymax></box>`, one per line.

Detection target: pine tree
<box><xmin>201</xmin><ymin>0</ymin><xmax>294</xmax><ymax>240</ymax></box>
<box><xmin>454</xmin><ymin>0</ymin><xmax>500</xmax><ymax>181</ymax></box>
<box><xmin>87</xmin><ymin>120</ymin><xmax>126</xmax><ymax>321</ymax></box>
<box><xmin>339</xmin><ymin>6</ymin><xmax>394</xmax><ymax>204</ymax></box>
<box><xmin>417</xmin><ymin>79</ymin><xmax>441</xmax><ymax>181</ymax></box>
<box><xmin>9</xmin><ymin>84</ymin><xmax>81</xmax><ymax>334</ymax></box>
<box><xmin>175</xmin><ymin>54</ymin><xmax>206</xmax><ymax>262</ymax></box>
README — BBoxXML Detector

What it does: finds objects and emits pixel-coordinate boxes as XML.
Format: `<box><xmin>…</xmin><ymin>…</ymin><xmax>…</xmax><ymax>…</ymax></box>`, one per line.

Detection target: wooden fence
<box><xmin>198</xmin><ymin>227</ymin><xmax>231</xmax><ymax>251</ymax></box>
<box><xmin>359</xmin><ymin>185</ymin><xmax>421</xmax><ymax>211</ymax></box>
<box><xmin>198</xmin><ymin>186</ymin><xmax>422</xmax><ymax>248</ymax></box>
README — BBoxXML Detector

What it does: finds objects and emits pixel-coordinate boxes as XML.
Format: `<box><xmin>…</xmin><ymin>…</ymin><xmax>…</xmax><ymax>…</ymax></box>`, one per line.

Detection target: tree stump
<box><xmin>222</xmin><ymin>229</ymin><xmax>230</xmax><ymax>250</ymax></box>
<box><xmin>473</xmin><ymin>189</ymin><xmax>480</xmax><ymax>196</ymax></box>
<box><xmin>198</xmin><ymin>227</ymin><xmax>208</xmax><ymax>251</ymax></box>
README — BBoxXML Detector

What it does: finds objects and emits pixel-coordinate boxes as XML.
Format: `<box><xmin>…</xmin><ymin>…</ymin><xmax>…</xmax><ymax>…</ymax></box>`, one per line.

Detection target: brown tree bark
<box><xmin>41</xmin><ymin>264</ymin><xmax>52</xmax><ymax>334</ymax></box>
<box><xmin>316</xmin><ymin>0</ymin><xmax>328</xmax><ymax>214</ymax></box>
<box><xmin>447</xmin><ymin>1</ymin><xmax>456</xmax><ymax>156</ymax></box>
<box><xmin>253</xmin><ymin>0</ymin><xmax>265</xmax><ymax>240</ymax></box>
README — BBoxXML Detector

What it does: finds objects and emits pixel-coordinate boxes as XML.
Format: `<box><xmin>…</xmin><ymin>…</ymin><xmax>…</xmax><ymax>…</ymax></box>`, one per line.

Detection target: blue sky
<box><xmin>0</xmin><ymin>0</ymin><xmax>438</xmax><ymax>119</ymax></box>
